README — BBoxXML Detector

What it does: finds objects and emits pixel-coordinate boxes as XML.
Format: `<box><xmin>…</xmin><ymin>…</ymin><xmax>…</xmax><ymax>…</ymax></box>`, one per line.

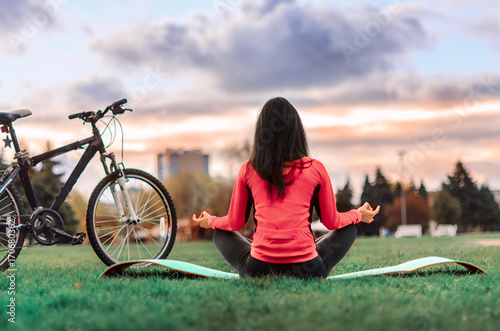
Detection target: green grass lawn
<box><xmin>1</xmin><ymin>233</ymin><xmax>499</xmax><ymax>331</ymax></box>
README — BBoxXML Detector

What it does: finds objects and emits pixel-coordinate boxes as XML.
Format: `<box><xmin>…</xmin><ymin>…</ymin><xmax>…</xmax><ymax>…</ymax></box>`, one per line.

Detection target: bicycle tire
<box><xmin>86</xmin><ymin>169</ymin><xmax>177</xmax><ymax>267</ymax></box>
<box><xmin>0</xmin><ymin>184</ymin><xmax>26</xmax><ymax>272</ymax></box>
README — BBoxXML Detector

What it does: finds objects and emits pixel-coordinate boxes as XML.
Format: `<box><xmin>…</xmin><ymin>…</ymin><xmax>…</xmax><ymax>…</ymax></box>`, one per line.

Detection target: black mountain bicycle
<box><xmin>0</xmin><ymin>99</ymin><xmax>177</xmax><ymax>271</ymax></box>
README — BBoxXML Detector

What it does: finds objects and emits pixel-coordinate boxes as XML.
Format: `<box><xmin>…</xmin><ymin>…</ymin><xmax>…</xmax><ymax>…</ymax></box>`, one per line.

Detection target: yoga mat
<box><xmin>100</xmin><ymin>256</ymin><xmax>484</xmax><ymax>279</ymax></box>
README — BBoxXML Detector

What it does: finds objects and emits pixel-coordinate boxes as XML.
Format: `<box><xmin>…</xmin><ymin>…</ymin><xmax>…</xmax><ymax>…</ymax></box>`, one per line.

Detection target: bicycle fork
<box><xmin>102</xmin><ymin>153</ymin><xmax>139</xmax><ymax>224</ymax></box>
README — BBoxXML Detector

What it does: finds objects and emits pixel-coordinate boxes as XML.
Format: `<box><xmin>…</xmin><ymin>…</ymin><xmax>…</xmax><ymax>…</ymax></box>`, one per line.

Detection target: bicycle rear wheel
<box><xmin>86</xmin><ymin>169</ymin><xmax>177</xmax><ymax>267</ymax></box>
<box><xmin>0</xmin><ymin>184</ymin><xmax>26</xmax><ymax>272</ymax></box>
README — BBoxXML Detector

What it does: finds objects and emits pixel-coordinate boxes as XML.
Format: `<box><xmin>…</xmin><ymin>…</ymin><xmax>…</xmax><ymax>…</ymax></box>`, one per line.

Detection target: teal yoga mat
<box><xmin>100</xmin><ymin>256</ymin><xmax>484</xmax><ymax>279</ymax></box>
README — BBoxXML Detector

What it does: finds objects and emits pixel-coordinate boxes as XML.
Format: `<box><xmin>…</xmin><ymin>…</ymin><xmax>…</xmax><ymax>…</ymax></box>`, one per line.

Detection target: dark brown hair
<box><xmin>249</xmin><ymin>97</ymin><xmax>310</xmax><ymax>199</ymax></box>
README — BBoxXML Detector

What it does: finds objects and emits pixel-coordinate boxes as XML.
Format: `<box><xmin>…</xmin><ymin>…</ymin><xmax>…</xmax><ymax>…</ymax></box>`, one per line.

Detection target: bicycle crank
<box><xmin>31</xmin><ymin>208</ymin><xmax>86</xmax><ymax>245</ymax></box>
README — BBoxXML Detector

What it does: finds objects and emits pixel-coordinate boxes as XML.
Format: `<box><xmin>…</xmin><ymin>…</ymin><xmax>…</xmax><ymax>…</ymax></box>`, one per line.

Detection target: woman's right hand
<box><xmin>357</xmin><ymin>202</ymin><xmax>380</xmax><ymax>223</ymax></box>
<box><xmin>193</xmin><ymin>211</ymin><xmax>212</xmax><ymax>229</ymax></box>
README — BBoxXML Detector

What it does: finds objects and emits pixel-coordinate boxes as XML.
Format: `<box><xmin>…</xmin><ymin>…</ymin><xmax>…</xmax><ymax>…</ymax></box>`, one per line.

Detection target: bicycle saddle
<box><xmin>0</xmin><ymin>109</ymin><xmax>32</xmax><ymax>125</ymax></box>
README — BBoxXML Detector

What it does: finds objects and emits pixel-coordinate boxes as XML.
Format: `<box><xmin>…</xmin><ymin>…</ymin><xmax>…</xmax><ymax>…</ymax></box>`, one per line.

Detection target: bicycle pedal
<box><xmin>71</xmin><ymin>232</ymin><xmax>86</xmax><ymax>245</ymax></box>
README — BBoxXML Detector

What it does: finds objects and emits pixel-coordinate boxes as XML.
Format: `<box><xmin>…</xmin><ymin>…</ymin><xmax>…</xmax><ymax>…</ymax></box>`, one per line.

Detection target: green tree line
<box><xmin>348</xmin><ymin>160</ymin><xmax>500</xmax><ymax>235</ymax></box>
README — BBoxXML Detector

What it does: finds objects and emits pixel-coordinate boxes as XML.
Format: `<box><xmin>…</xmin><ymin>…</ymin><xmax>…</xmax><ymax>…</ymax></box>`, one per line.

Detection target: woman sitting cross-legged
<box><xmin>193</xmin><ymin>97</ymin><xmax>379</xmax><ymax>278</ymax></box>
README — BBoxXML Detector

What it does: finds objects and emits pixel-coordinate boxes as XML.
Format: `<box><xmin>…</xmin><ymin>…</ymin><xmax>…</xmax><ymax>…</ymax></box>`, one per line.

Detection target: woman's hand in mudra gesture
<box><xmin>193</xmin><ymin>211</ymin><xmax>212</xmax><ymax>229</ymax></box>
<box><xmin>357</xmin><ymin>202</ymin><xmax>380</xmax><ymax>224</ymax></box>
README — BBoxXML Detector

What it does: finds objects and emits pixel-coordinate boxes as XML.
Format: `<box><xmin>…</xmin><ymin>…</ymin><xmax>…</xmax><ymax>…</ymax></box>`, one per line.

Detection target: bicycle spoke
<box><xmin>0</xmin><ymin>185</ymin><xmax>25</xmax><ymax>271</ymax></box>
<box><xmin>136</xmin><ymin>189</ymin><xmax>156</xmax><ymax>217</ymax></box>
<box><xmin>132</xmin><ymin>227</ymin><xmax>142</xmax><ymax>260</ymax></box>
<box><xmin>103</xmin><ymin>224</ymin><xmax>127</xmax><ymax>248</ymax></box>
<box><xmin>131</xmin><ymin>182</ymin><xmax>144</xmax><ymax>216</ymax></box>
<box><xmin>141</xmin><ymin>219</ymin><xmax>170</xmax><ymax>229</ymax></box>
<box><xmin>137</xmin><ymin>223</ymin><xmax>164</xmax><ymax>247</ymax></box>
<box><xmin>96</xmin><ymin>225</ymin><xmax>125</xmax><ymax>236</ymax></box>
<box><xmin>137</xmin><ymin>201</ymin><xmax>166</xmax><ymax>221</ymax></box>
<box><xmin>96</xmin><ymin>218</ymin><xmax>121</xmax><ymax>224</ymax></box>
<box><xmin>127</xmin><ymin>234</ymin><xmax>130</xmax><ymax>261</ymax></box>
<box><xmin>135</xmin><ymin>229</ymin><xmax>154</xmax><ymax>258</ymax></box>
<box><xmin>112</xmin><ymin>226</ymin><xmax>132</xmax><ymax>259</ymax></box>
<box><xmin>0</xmin><ymin>203</ymin><xmax>13</xmax><ymax>213</ymax></box>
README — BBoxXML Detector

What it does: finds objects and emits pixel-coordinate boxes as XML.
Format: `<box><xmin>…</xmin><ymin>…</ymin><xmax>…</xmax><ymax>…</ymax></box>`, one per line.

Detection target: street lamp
<box><xmin>398</xmin><ymin>150</ymin><xmax>407</xmax><ymax>226</ymax></box>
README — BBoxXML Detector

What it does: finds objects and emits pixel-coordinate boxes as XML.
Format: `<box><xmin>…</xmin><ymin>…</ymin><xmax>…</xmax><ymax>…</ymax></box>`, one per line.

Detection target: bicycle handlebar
<box><xmin>111</xmin><ymin>99</ymin><xmax>127</xmax><ymax>109</ymax></box>
<box><xmin>68</xmin><ymin>111</ymin><xmax>95</xmax><ymax>121</ymax></box>
<box><xmin>68</xmin><ymin>98</ymin><xmax>131</xmax><ymax>122</ymax></box>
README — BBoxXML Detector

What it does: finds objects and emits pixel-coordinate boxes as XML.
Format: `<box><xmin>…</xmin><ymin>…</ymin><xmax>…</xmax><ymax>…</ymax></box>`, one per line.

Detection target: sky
<box><xmin>0</xmin><ymin>0</ymin><xmax>499</xmax><ymax>200</ymax></box>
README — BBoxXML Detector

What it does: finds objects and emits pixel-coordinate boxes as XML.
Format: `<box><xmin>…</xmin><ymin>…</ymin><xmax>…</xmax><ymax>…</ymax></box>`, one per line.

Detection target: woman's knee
<box><xmin>338</xmin><ymin>224</ymin><xmax>357</xmax><ymax>247</ymax></box>
<box><xmin>342</xmin><ymin>223</ymin><xmax>358</xmax><ymax>238</ymax></box>
<box><xmin>213</xmin><ymin>229</ymin><xmax>232</xmax><ymax>243</ymax></box>
<box><xmin>213</xmin><ymin>230</ymin><xmax>251</xmax><ymax>251</ymax></box>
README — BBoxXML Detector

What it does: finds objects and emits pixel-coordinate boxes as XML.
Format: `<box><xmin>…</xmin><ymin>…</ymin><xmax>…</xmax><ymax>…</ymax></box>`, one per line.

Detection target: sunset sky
<box><xmin>1</xmin><ymin>0</ymin><xmax>499</xmax><ymax>200</ymax></box>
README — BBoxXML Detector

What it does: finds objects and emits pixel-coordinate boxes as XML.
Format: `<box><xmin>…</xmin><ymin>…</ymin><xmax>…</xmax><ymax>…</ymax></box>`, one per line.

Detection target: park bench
<box><xmin>429</xmin><ymin>224</ymin><xmax>458</xmax><ymax>237</ymax></box>
<box><xmin>394</xmin><ymin>224</ymin><xmax>422</xmax><ymax>238</ymax></box>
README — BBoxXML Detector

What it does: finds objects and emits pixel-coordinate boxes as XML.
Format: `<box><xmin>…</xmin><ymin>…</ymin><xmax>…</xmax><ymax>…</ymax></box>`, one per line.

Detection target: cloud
<box><xmin>0</xmin><ymin>0</ymin><xmax>61</xmax><ymax>52</ymax></box>
<box><xmin>87</xmin><ymin>0</ymin><xmax>500</xmax><ymax>113</ymax></box>
<box><xmin>130</xmin><ymin>70</ymin><xmax>500</xmax><ymax>120</ymax></box>
<box><xmin>464</xmin><ymin>14</ymin><xmax>500</xmax><ymax>50</ymax></box>
<box><xmin>439</xmin><ymin>0</ymin><xmax>500</xmax><ymax>49</ymax></box>
<box><xmin>69</xmin><ymin>77</ymin><xmax>126</xmax><ymax>110</ymax></box>
<box><xmin>91</xmin><ymin>0</ymin><xmax>433</xmax><ymax>93</ymax></box>
<box><xmin>16</xmin><ymin>76</ymin><xmax>126</xmax><ymax>126</ymax></box>
<box><xmin>320</xmin><ymin>72</ymin><xmax>500</xmax><ymax>110</ymax></box>
<box><xmin>310</xmin><ymin>111</ymin><xmax>500</xmax><ymax>147</ymax></box>
<box><xmin>0</xmin><ymin>0</ymin><xmax>48</xmax><ymax>30</ymax></box>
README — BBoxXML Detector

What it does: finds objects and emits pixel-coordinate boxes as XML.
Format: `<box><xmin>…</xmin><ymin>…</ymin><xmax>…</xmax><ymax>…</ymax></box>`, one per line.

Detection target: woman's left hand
<box><xmin>357</xmin><ymin>202</ymin><xmax>380</xmax><ymax>224</ymax></box>
<box><xmin>193</xmin><ymin>211</ymin><xmax>212</xmax><ymax>229</ymax></box>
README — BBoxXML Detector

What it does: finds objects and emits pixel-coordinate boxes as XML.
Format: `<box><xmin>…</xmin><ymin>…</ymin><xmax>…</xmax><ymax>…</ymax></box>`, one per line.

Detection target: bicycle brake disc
<box><xmin>31</xmin><ymin>209</ymin><xmax>64</xmax><ymax>245</ymax></box>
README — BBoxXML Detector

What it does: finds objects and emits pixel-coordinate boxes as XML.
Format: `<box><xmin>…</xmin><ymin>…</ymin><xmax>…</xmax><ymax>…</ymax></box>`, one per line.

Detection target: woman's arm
<box><xmin>315</xmin><ymin>161</ymin><xmax>379</xmax><ymax>229</ymax></box>
<box><xmin>193</xmin><ymin>163</ymin><xmax>249</xmax><ymax>231</ymax></box>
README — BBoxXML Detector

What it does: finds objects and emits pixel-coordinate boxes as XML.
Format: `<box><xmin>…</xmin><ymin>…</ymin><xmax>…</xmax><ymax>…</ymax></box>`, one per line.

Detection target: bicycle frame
<box><xmin>0</xmin><ymin>116</ymin><xmax>118</xmax><ymax>221</ymax></box>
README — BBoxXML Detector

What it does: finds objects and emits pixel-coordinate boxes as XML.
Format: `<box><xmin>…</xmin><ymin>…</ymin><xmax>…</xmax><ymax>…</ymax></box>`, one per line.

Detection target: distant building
<box><xmin>158</xmin><ymin>149</ymin><xmax>209</xmax><ymax>180</ymax></box>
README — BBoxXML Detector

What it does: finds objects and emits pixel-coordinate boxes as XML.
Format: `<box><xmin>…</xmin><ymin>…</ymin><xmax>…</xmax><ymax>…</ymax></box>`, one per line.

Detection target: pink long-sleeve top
<box><xmin>208</xmin><ymin>157</ymin><xmax>361</xmax><ymax>264</ymax></box>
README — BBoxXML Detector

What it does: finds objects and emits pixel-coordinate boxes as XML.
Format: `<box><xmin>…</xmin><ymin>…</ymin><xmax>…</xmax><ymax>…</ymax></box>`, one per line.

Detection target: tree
<box><xmin>67</xmin><ymin>191</ymin><xmax>88</xmax><ymax>241</ymax></box>
<box><xmin>393</xmin><ymin>181</ymin><xmax>402</xmax><ymax>198</ymax></box>
<box><xmin>385</xmin><ymin>191</ymin><xmax>430</xmax><ymax>231</ymax></box>
<box><xmin>418</xmin><ymin>180</ymin><xmax>428</xmax><ymax>202</ymax></box>
<box><xmin>360</xmin><ymin>175</ymin><xmax>375</xmax><ymax>204</ymax></box>
<box><xmin>477</xmin><ymin>185</ymin><xmax>500</xmax><ymax>231</ymax></box>
<box><xmin>0</xmin><ymin>149</ymin><xmax>8</xmax><ymax>171</ymax></box>
<box><xmin>373</xmin><ymin>167</ymin><xmax>394</xmax><ymax>206</ymax></box>
<box><xmin>165</xmin><ymin>173</ymin><xmax>233</xmax><ymax>219</ymax></box>
<box><xmin>336</xmin><ymin>178</ymin><xmax>354</xmax><ymax>212</ymax></box>
<box><xmin>226</xmin><ymin>139</ymin><xmax>252</xmax><ymax>178</ymax></box>
<box><xmin>430</xmin><ymin>189</ymin><xmax>462</xmax><ymax>225</ymax></box>
<box><xmin>408</xmin><ymin>178</ymin><xmax>417</xmax><ymax>193</ymax></box>
<box><xmin>442</xmin><ymin>161</ymin><xmax>483</xmax><ymax>231</ymax></box>
<box><xmin>358</xmin><ymin>167</ymin><xmax>393</xmax><ymax>236</ymax></box>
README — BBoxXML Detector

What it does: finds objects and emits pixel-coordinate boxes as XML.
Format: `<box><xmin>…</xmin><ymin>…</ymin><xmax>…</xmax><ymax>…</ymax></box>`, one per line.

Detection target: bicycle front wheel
<box><xmin>86</xmin><ymin>169</ymin><xmax>177</xmax><ymax>267</ymax></box>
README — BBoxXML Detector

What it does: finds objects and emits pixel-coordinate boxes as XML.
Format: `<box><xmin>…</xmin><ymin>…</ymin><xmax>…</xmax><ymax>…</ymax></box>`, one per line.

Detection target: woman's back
<box><xmin>247</xmin><ymin>157</ymin><xmax>319</xmax><ymax>230</ymax></box>
<box><xmin>209</xmin><ymin>157</ymin><xmax>361</xmax><ymax>263</ymax></box>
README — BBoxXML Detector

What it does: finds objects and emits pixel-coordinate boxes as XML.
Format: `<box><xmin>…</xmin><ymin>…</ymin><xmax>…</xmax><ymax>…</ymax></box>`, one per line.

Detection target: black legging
<box><xmin>213</xmin><ymin>224</ymin><xmax>357</xmax><ymax>278</ymax></box>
